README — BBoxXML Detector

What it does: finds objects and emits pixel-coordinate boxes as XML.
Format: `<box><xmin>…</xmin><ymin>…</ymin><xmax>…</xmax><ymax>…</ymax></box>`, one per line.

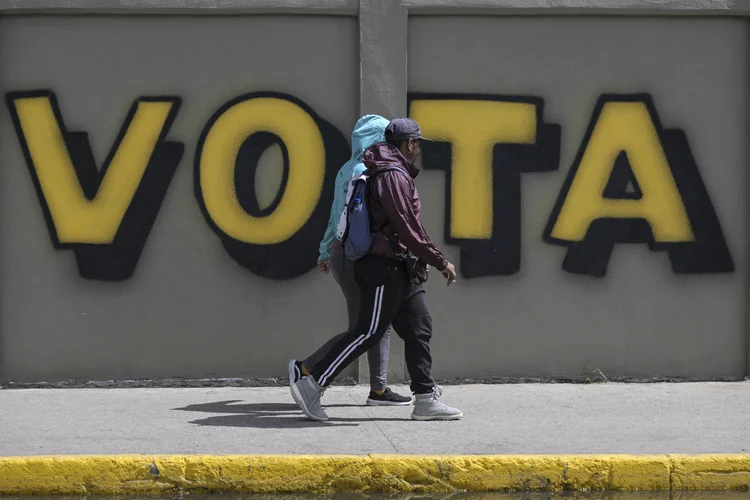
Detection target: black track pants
<box><xmin>311</xmin><ymin>255</ymin><xmax>435</xmax><ymax>394</ymax></box>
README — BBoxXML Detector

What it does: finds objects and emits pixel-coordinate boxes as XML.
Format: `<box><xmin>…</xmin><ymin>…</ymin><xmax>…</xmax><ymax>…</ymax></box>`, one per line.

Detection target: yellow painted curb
<box><xmin>0</xmin><ymin>454</ymin><xmax>748</xmax><ymax>494</ymax></box>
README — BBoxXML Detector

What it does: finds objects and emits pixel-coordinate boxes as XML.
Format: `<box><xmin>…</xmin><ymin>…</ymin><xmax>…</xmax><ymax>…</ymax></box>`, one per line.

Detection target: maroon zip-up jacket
<box><xmin>362</xmin><ymin>142</ymin><xmax>449</xmax><ymax>272</ymax></box>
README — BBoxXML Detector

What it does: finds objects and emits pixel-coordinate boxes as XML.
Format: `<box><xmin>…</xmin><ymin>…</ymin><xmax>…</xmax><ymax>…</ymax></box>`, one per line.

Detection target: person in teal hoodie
<box><xmin>288</xmin><ymin>114</ymin><xmax>411</xmax><ymax>406</ymax></box>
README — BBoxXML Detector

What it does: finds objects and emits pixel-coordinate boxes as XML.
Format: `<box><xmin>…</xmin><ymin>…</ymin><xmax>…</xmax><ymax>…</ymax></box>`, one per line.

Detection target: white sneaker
<box><xmin>291</xmin><ymin>376</ymin><xmax>328</xmax><ymax>422</ymax></box>
<box><xmin>411</xmin><ymin>386</ymin><xmax>462</xmax><ymax>421</ymax></box>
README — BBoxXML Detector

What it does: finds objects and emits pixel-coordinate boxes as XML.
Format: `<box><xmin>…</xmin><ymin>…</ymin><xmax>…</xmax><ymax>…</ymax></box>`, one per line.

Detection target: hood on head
<box><xmin>350</xmin><ymin>114</ymin><xmax>389</xmax><ymax>160</ymax></box>
<box><xmin>363</xmin><ymin>142</ymin><xmax>420</xmax><ymax>179</ymax></box>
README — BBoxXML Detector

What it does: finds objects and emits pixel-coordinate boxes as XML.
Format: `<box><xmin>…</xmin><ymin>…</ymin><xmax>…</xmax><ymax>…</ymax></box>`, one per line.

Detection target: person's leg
<box><xmin>296</xmin><ymin>250</ymin><xmax>366</xmax><ymax>377</ymax></box>
<box><xmin>367</xmin><ymin>330</ymin><xmax>389</xmax><ymax>391</ymax></box>
<box><xmin>294</xmin><ymin>252</ymin><xmax>407</xmax><ymax>405</ymax></box>
<box><xmin>331</xmin><ymin>250</ymin><xmax>360</xmax><ymax>330</ymax></box>
<box><xmin>333</xmin><ymin>250</ymin><xmax>392</xmax><ymax>393</ymax></box>
<box><xmin>390</xmin><ymin>284</ymin><xmax>462</xmax><ymax>421</ymax></box>
<box><xmin>292</xmin><ymin>257</ymin><xmax>408</xmax><ymax>421</ymax></box>
<box><xmin>364</xmin><ymin>326</ymin><xmax>411</xmax><ymax>406</ymax></box>
<box><xmin>389</xmin><ymin>285</ymin><xmax>434</xmax><ymax>394</ymax></box>
<box><xmin>332</xmin><ymin>252</ymin><xmax>409</xmax><ymax>404</ymax></box>
<box><xmin>299</xmin><ymin>250</ymin><xmax>382</xmax><ymax>374</ymax></box>
<box><xmin>311</xmin><ymin>257</ymin><xmax>406</xmax><ymax>388</ymax></box>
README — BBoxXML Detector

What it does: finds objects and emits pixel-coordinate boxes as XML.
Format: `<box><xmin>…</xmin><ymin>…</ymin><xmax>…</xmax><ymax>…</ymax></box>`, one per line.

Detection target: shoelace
<box><xmin>431</xmin><ymin>387</ymin><xmax>441</xmax><ymax>402</ymax></box>
<box><xmin>312</xmin><ymin>387</ymin><xmax>327</xmax><ymax>407</ymax></box>
<box><xmin>413</xmin><ymin>384</ymin><xmax>444</xmax><ymax>400</ymax></box>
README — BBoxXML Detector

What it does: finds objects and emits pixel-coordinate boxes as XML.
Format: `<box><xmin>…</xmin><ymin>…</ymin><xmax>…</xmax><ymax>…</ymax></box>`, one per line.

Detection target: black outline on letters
<box><xmin>543</xmin><ymin>93</ymin><xmax>733</xmax><ymax>277</ymax></box>
<box><xmin>194</xmin><ymin>92</ymin><xmax>349</xmax><ymax>280</ymax></box>
<box><xmin>408</xmin><ymin>92</ymin><xmax>561</xmax><ymax>278</ymax></box>
<box><xmin>5</xmin><ymin>90</ymin><xmax>184</xmax><ymax>281</ymax></box>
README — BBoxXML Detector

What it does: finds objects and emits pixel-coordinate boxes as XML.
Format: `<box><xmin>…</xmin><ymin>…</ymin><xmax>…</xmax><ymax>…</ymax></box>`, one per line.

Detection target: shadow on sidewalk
<box><xmin>173</xmin><ymin>400</ymin><xmax>410</xmax><ymax>428</ymax></box>
<box><xmin>174</xmin><ymin>400</ymin><xmax>362</xmax><ymax>413</ymax></box>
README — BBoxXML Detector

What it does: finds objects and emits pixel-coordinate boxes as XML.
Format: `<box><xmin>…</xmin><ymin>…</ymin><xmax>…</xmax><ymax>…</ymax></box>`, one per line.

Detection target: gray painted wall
<box><xmin>409</xmin><ymin>16</ymin><xmax>747</xmax><ymax>380</ymax></box>
<box><xmin>0</xmin><ymin>1</ymin><xmax>747</xmax><ymax>384</ymax></box>
<box><xmin>0</xmin><ymin>15</ymin><xmax>360</xmax><ymax>382</ymax></box>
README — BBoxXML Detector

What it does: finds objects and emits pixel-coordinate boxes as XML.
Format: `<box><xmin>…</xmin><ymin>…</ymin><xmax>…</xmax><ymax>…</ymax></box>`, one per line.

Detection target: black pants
<box><xmin>311</xmin><ymin>255</ymin><xmax>435</xmax><ymax>394</ymax></box>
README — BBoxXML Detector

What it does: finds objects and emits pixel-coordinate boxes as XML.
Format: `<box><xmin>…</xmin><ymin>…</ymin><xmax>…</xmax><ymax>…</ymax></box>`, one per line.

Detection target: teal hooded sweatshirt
<box><xmin>318</xmin><ymin>114</ymin><xmax>389</xmax><ymax>262</ymax></box>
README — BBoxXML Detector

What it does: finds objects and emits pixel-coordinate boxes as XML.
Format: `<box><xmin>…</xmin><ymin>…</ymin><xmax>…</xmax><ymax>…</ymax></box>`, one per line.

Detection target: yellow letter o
<box><xmin>199</xmin><ymin>96</ymin><xmax>326</xmax><ymax>244</ymax></box>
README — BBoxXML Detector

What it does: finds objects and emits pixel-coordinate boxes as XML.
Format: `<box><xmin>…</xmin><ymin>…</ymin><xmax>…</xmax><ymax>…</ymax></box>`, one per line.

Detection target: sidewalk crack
<box><xmin>348</xmin><ymin>389</ymin><xmax>400</xmax><ymax>453</ymax></box>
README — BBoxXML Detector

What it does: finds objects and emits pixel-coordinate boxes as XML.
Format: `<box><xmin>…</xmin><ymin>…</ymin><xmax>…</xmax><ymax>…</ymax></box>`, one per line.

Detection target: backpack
<box><xmin>340</xmin><ymin>166</ymin><xmax>408</xmax><ymax>261</ymax></box>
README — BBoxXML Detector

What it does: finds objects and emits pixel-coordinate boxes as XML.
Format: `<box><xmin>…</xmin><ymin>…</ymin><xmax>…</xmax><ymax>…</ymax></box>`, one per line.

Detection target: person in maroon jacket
<box><xmin>289</xmin><ymin>118</ymin><xmax>463</xmax><ymax>422</ymax></box>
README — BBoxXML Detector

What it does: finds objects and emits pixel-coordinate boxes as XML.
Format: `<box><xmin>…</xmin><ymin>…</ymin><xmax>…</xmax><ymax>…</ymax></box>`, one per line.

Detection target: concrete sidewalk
<box><xmin>1</xmin><ymin>381</ymin><xmax>749</xmax><ymax>456</ymax></box>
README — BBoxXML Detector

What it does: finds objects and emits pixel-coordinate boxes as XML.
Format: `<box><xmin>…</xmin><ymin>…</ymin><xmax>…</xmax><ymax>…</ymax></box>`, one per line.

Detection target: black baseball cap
<box><xmin>385</xmin><ymin>118</ymin><xmax>430</xmax><ymax>143</ymax></box>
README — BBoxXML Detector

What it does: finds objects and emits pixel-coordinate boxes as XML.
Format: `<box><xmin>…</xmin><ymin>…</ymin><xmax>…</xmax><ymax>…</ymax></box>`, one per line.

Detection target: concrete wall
<box><xmin>0</xmin><ymin>0</ymin><xmax>747</xmax><ymax>384</ymax></box>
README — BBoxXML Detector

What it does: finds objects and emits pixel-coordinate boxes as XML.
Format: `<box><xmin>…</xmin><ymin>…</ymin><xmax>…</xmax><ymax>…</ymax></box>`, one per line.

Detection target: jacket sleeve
<box><xmin>318</xmin><ymin>171</ymin><xmax>346</xmax><ymax>262</ymax></box>
<box><xmin>318</xmin><ymin>207</ymin><xmax>336</xmax><ymax>262</ymax></box>
<box><xmin>377</xmin><ymin>172</ymin><xmax>449</xmax><ymax>271</ymax></box>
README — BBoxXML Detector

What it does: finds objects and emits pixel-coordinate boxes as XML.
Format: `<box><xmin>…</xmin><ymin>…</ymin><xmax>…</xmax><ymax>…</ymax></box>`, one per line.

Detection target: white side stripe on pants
<box><xmin>319</xmin><ymin>285</ymin><xmax>384</xmax><ymax>386</ymax></box>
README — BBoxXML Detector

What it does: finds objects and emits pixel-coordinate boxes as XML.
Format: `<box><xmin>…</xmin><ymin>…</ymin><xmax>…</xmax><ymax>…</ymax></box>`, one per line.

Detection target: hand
<box><xmin>318</xmin><ymin>259</ymin><xmax>331</xmax><ymax>274</ymax></box>
<box><xmin>441</xmin><ymin>262</ymin><xmax>457</xmax><ymax>286</ymax></box>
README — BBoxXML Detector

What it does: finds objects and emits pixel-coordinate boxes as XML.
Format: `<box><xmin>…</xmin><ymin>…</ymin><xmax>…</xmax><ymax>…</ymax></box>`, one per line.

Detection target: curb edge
<box><xmin>1</xmin><ymin>454</ymin><xmax>749</xmax><ymax>494</ymax></box>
